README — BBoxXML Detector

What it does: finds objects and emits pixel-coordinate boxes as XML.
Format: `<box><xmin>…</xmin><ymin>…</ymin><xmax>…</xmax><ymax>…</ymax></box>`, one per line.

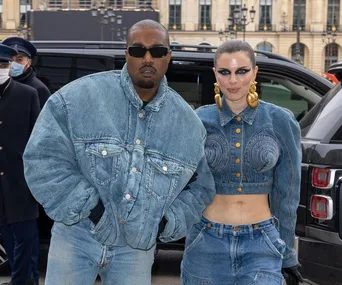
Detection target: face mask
<box><xmin>0</xmin><ymin>68</ymin><xmax>10</xmax><ymax>84</ymax></box>
<box><xmin>10</xmin><ymin>61</ymin><xmax>26</xmax><ymax>77</ymax></box>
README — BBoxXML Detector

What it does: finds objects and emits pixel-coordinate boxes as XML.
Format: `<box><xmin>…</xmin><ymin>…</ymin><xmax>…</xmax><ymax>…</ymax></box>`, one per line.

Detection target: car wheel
<box><xmin>0</xmin><ymin>233</ymin><xmax>9</xmax><ymax>269</ymax></box>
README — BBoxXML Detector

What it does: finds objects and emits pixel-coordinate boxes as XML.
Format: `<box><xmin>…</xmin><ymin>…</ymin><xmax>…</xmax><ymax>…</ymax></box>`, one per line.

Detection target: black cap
<box><xmin>2</xmin><ymin>37</ymin><xmax>37</xmax><ymax>58</ymax></box>
<box><xmin>0</xmin><ymin>44</ymin><xmax>18</xmax><ymax>63</ymax></box>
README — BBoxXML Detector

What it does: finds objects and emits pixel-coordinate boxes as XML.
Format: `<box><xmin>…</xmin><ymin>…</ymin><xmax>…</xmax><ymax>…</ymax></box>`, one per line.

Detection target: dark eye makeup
<box><xmin>217</xmin><ymin>68</ymin><xmax>251</xmax><ymax>75</ymax></box>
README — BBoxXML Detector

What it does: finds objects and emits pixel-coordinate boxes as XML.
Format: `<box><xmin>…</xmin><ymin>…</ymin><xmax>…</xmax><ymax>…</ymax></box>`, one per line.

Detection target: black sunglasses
<box><xmin>127</xmin><ymin>46</ymin><xmax>170</xmax><ymax>58</ymax></box>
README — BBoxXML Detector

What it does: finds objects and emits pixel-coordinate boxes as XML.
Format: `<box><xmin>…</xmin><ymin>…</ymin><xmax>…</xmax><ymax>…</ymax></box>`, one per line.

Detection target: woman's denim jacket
<box><xmin>196</xmin><ymin>98</ymin><xmax>301</xmax><ymax>268</ymax></box>
<box><xmin>23</xmin><ymin>64</ymin><xmax>215</xmax><ymax>250</ymax></box>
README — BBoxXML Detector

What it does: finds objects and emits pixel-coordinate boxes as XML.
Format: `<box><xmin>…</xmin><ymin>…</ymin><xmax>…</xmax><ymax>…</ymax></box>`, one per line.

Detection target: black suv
<box><xmin>0</xmin><ymin>42</ymin><xmax>334</xmax><ymax>273</ymax></box>
<box><xmin>297</xmin><ymin>62</ymin><xmax>342</xmax><ymax>285</ymax></box>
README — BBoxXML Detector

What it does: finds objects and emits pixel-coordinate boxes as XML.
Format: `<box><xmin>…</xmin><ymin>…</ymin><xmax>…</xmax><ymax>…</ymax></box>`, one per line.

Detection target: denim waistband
<box><xmin>200</xmin><ymin>216</ymin><xmax>279</xmax><ymax>237</ymax></box>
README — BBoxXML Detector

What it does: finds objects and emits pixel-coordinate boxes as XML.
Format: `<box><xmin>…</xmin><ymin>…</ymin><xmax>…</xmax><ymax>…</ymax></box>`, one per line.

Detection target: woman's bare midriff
<box><xmin>203</xmin><ymin>194</ymin><xmax>272</xmax><ymax>225</ymax></box>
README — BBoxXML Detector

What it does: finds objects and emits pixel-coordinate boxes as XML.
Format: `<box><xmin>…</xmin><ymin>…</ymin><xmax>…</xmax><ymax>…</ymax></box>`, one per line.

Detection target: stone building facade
<box><xmin>0</xmin><ymin>0</ymin><xmax>340</xmax><ymax>75</ymax></box>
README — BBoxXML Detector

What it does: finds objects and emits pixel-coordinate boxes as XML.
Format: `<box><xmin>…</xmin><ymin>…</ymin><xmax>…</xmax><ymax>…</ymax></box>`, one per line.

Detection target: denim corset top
<box><xmin>196</xmin><ymin>99</ymin><xmax>288</xmax><ymax>195</ymax></box>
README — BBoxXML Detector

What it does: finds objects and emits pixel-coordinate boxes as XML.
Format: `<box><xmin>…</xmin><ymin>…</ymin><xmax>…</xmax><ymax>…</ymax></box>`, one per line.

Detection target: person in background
<box><xmin>0</xmin><ymin>44</ymin><xmax>40</xmax><ymax>285</ymax></box>
<box><xmin>23</xmin><ymin>20</ymin><xmax>215</xmax><ymax>285</ymax></box>
<box><xmin>181</xmin><ymin>39</ymin><xmax>303</xmax><ymax>285</ymax></box>
<box><xmin>2</xmin><ymin>37</ymin><xmax>50</xmax><ymax>109</ymax></box>
<box><xmin>3</xmin><ymin>37</ymin><xmax>51</xmax><ymax>285</ymax></box>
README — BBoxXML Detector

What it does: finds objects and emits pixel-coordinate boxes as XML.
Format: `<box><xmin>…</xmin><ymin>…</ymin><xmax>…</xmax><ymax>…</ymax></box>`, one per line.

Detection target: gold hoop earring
<box><xmin>214</xmin><ymin>83</ymin><xmax>222</xmax><ymax>111</ymax></box>
<box><xmin>247</xmin><ymin>81</ymin><xmax>258</xmax><ymax>109</ymax></box>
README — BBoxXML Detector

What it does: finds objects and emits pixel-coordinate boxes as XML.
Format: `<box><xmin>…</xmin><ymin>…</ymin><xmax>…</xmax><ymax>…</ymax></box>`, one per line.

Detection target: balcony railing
<box><xmin>197</xmin><ymin>23</ymin><xmax>212</xmax><ymax>31</ymax></box>
<box><xmin>258</xmin><ymin>24</ymin><xmax>273</xmax><ymax>32</ymax></box>
<box><xmin>43</xmin><ymin>0</ymin><xmax>159</xmax><ymax>10</ymax></box>
<box><xmin>168</xmin><ymin>23</ymin><xmax>185</xmax><ymax>31</ymax></box>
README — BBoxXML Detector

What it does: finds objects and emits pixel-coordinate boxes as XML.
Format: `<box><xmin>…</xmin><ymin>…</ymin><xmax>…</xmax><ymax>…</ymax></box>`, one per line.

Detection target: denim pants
<box><xmin>181</xmin><ymin>216</ymin><xmax>285</xmax><ymax>285</ymax></box>
<box><xmin>45</xmin><ymin>221</ymin><xmax>155</xmax><ymax>285</ymax></box>
<box><xmin>0</xmin><ymin>219</ymin><xmax>39</xmax><ymax>285</ymax></box>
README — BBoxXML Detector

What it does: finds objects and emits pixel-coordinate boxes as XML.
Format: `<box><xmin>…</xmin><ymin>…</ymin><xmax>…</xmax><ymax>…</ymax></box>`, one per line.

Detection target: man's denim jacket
<box><xmin>196</xmin><ymin>98</ymin><xmax>301</xmax><ymax>268</ymax></box>
<box><xmin>23</xmin><ymin>64</ymin><xmax>215</xmax><ymax>250</ymax></box>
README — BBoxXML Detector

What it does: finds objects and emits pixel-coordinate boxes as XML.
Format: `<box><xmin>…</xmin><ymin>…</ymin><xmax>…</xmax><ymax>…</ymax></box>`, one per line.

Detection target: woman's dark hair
<box><xmin>214</xmin><ymin>39</ymin><xmax>256</xmax><ymax>67</ymax></box>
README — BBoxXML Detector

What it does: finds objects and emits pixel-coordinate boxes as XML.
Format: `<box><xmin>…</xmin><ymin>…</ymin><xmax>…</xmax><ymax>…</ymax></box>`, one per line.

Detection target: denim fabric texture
<box><xmin>23</xmin><ymin>63</ymin><xmax>215</xmax><ymax>250</ymax></box>
<box><xmin>196</xmin><ymin>97</ymin><xmax>301</xmax><ymax>268</ymax></box>
<box><xmin>181</xmin><ymin>216</ymin><xmax>285</xmax><ymax>285</ymax></box>
<box><xmin>45</xmin><ymin>221</ymin><xmax>155</xmax><ymax>285</ymax></box>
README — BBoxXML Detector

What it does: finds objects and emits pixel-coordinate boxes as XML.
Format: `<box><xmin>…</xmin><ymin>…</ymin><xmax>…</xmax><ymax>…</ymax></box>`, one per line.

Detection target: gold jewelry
<box><xmin>214</xmin><ymin>83</ymin><xmax>222</xmax><ymax>111</ymax></box>
<box><xmin>247</xmin><ymin>81</ymin><xmax>258</xmax><ymax>109</ymax></box>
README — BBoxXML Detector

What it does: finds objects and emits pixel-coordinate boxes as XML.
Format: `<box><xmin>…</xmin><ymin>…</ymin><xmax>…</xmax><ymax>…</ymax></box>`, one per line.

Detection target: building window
<box><xmin>123</xmin><ymin>0</ymin><xmax>136</xmax><ymax>8</ymax></box>
<box><xmin>20</xmin><ymin>0</ymin><xmax>31</xmax><ymax>27</ymax></box>
<box><xmin>292</xmin><ymin>0</ymin><xmax>306</xmax><ymax>31</ymax></box>
<box><xmin>259</xmin><ymin>0</ymin><xmax>272</xmax><ymax>31</ymax></box>
<box><xmin>199</xmin><ymin>0</ymin><xmax>211</xmax><ymax>31</ymax></box>
<box><xmin>79</xmin><ymin>0</ymin><xmax>92</xmax><ymax>8</ymax></box>
<box><xmin>108</xmin><ymin>1</ymin><xmax>123</xmax><ymax>8</ymax></box>
<box><xmin>291</xmin><ymin>43</ymin><xmax>305</xmax><ymax>64</ymax></box>
<box><xmin>48</xmin><ymin>0</ymin><xmax>62</xmax><ymax>9</ymax></box>
<box><xmin>256</xmin><ymin>42</ymin><xmax>272</xmax><ymax>52</ymax></box>
<box><xmin>169</xmin><ymin>0</ymin><xmax>181</xmax><ymax>30</ymax></box>
<box><xmin>229</xmin><ymin>0</ymin><xmax>242</xmax><ymax>32</ymax></box>
<box><xmin>325</xmin><ymin>43</ymin><xmax>338</xmax><ymax>71</ymax></box>
<box><xmin>138</xmin><ymin>0</ymin><xmax>152</xmax><ymax>8</ymax></box>
<box><xmin>327</xmin><ymin>0</ymin><xmax>340</xmax><ymax>31</ymax></box>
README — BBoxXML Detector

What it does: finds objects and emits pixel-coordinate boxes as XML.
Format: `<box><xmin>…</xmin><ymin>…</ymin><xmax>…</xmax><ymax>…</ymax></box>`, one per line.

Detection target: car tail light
<box><xmin>310</xmin><ymin>195</ymin><xmax>333</xmax><ymax>220</ymax></box>
<box><xmin>312</xmin><ymin>168</ymin><xmax>334</xmax><ymax>188</ymax></box>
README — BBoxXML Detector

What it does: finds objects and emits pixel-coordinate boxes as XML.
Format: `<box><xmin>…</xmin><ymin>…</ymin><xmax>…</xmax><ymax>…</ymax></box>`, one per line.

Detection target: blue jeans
<box><xmin>181</xmin><ymin>216</ymin><xmax>285</xmax><ymax>285</ymax></box>
<box><xmin>45</xmin><ymin>221</ymin><xmax>155</xmax><ymax>285</ymax></box>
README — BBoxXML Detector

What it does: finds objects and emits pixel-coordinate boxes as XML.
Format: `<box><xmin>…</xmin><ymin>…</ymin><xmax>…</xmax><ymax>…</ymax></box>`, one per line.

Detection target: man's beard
<box><xmin>136</xmin><ymin>79</ymin><xmax>155</xmax><ymax>89</ymax></box>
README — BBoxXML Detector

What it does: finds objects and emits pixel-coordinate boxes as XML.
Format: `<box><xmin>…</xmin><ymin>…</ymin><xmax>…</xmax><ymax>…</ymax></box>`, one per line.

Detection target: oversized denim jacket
<box><xmin>23</xmin><ymin>64</ymin><xmax>215</xmax><ymax>250</ymax></box>
<box><xmin>196</xmin><ymin>97</ymin><xmax>301</xmax><ymax>268</ymax></box>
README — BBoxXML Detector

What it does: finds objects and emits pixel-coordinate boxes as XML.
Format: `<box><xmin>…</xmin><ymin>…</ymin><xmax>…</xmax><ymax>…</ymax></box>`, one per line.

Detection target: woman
<box><xmin>181</xmin><ymin>40</ymin><xmax>303</xmax><ymax>285</ymax></box>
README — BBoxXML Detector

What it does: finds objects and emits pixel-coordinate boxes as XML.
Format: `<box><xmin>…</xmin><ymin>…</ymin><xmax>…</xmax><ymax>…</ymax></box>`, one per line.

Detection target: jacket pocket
<box><xmin>89</xmin><ymin>202</ymin><xmax>118</xmax><ymax>245</ymax></box>
<box><xmin>147</xmin><ymin>156</ymin><xmax>184</xmax><ymax>200</ymax></box>
<box><xmin>86</xmin><ymin>142</ymin><xmax>123</xmax><ymax>186</ymax></box>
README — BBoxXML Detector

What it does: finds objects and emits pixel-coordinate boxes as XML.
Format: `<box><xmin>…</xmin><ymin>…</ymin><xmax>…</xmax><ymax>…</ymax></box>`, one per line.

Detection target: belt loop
<box><xmin>273</xmin><ymin>216</ymin><xmax>280</xmax><ymax>231</ymax></box>
<box><xmin>249</xmin><ymin>225</ymin><xmax>254</xmax><ymax>239</ymax></box>
<box><xmin>218</xmin><ymin>223</ymin><xmax>224</xmax><ymax>238</ymax></box>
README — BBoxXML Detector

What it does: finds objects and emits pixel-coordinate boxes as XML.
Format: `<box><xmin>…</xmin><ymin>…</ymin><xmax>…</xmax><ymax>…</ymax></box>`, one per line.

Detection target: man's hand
<box><xmin>183</xmin><ymin>172</ymin><xmax>198</xmax><ymax>190</ymax></box>
<box><xmin>282</xmin><ymin>264</ymin><xmax>304</xmax><ymax>285</ymax></box>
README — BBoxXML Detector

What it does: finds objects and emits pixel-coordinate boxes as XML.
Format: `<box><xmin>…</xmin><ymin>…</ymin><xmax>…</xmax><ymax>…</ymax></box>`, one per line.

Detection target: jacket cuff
<box><xmin>89</xmin><ymin>199</ymin><xmax>105</xmax><ymax>225</ymax></box>
<box><xmin>282</xmin><ymin>248</ymin><xmax>299</xmax><ymax>268</ymax></box>
<box><xmin>89</xmin><ymin>203</ymin><xmax>117</xmax><ymax>245</ymax></box>
<box><xmin>158</xmin><ymin>210</ymin><xmax>177</xmax><ymax>242</ymax></box>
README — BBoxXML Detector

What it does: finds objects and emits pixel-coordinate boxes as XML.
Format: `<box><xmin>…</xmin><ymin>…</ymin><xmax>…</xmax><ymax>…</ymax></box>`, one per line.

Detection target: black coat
<box><xmin>13</xmin><ymin>67</ymin><xmax>51</xmax><ymax>109</ymax></box>
<box><xmin>0</xmin><ymin>79</ymin><xmax>40</xmax><ymax>225</ymax></box>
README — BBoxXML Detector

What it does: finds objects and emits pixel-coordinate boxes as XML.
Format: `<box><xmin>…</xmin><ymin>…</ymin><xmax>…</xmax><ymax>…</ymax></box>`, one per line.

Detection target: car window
<box><xmin>301</xmin><ymin>82</ymin><xmax>342</xmax><ymax>140</ymax></box>
<box><xmin>166</xmin><ymin>63</ymin><xmax>215</xmax><ymax>109</ymax></box>
<box><xmin>256</xmin><ymin>74</ymin><xmax>321</xmax><ymax>121</ymax></box>
<box><xmin>35</xmin><ymin>53</ymin><xmax>115</xmax><ymax>93</ymax></box>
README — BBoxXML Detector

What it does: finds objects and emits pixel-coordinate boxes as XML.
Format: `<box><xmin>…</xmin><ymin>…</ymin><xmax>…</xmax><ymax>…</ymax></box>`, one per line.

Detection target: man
<box><xmin>23</xmin><ymin>20</ymin><xmax>215</xmax><ymax>285</ymax></box>
<box><xmin>2</xmin><ymin>37</ymin><xmax>49</xmax><ymax>285</ymax></box>
<box><xmin>0</xmin><ymin>44</ymin><xmax>40</xmax><ymax>285</ymax></box>
<box><xmin>2</xmin><ymin>37</ymin><xmax>50</xmax><ymax>109</ymax></box>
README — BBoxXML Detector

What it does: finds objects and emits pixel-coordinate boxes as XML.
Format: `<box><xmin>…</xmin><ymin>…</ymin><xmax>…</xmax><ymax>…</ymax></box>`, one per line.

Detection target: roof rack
<box><xmin>31</xmin><ymin>41</ymin><xmax>296</xmax><ymax>64</ymax></box>
<box><xmin>254</xmin><ymin>50</ymin><xmax>297</xmax><ymax>64</ymax></box>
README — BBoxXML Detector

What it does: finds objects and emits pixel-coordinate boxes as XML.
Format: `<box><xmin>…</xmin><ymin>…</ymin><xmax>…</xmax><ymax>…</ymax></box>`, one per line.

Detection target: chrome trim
<box><xmin>310</xmin><ymin>194</ymin><xmax>334</xmax><ymax>220</ymax></box>
<box><xmin>305</xmin><ymin>226</ymin><xmax>342</xmax><ymax>245</ymax></box>
<box><xmin>311</xmin><ymin>168</ymin><xmax>338</xmax><ymax>189</ymax></box>
<box><xmin>294</xmin><ymin>236</ymin><xmax>299</xmax><ymax>254</ymax></box>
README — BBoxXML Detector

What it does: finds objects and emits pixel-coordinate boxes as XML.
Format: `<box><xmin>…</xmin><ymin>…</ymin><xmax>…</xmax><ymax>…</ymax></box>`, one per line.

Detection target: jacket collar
<box><xmin>219</xmin><ymin>96</ymin><xmax>258</xmax><ymax>126</ymax></box>
<box><xmin>120</xmin><ymin>63</ymin><xmax>168</xmax><ymax>112</ymax></box>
